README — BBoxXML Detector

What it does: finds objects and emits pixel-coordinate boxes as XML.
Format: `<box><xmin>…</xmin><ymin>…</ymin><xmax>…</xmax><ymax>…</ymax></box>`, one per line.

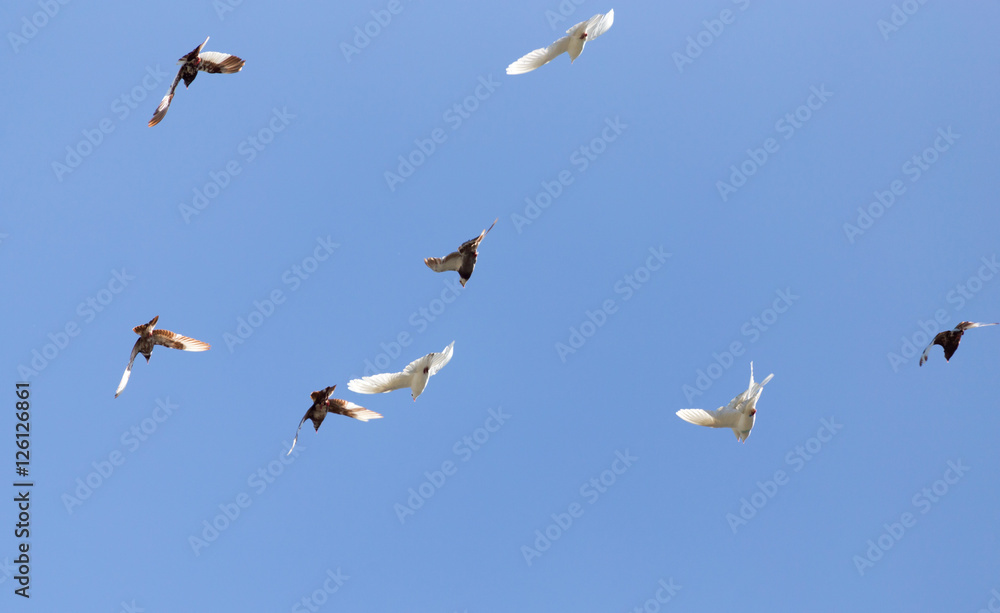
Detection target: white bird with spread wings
<box><xmin>347</xmin><ymin>342</ymin><xmax>455</xmax><ymax>401</ymax></box>
<box><xmin>676</xmin><ymin>363</ymin><xmax>773</xmax><ymax>443</ymax></box>
<box><xmin>507</xmin><ymin>10</ymin><xmax>614</xmax><ymax>75</ymax></box>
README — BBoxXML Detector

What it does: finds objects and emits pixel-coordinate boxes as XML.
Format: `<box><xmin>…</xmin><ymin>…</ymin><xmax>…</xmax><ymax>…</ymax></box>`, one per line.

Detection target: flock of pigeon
<box><xmin>117</xmin><ymin>12</ymin><xmax>997</xmax><ymax>447</ymax></box>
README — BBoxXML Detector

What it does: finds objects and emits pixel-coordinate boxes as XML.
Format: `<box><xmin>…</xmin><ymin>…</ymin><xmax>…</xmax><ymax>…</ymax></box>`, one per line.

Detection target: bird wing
<box><xmin>676</xmin><ymin>408</ymin><xmax>738</xmax><ymax>429</ymax></box>
<box><xmin>150</xmin><ymin>329</ymin><xmax>211</xmax><ymax>351</ymax></box>
<box><xmin>347</xmin><ymin>371</ymin><xmax>413</xmax><ymax>394</ymax></box>
<box><xmin>506</xmin><ymin>34</ymin><xmax>571</xmax><ymax>75</ymax></box>
<box><xmin>287</xmin><ymin>411</ymin><xmax>311</xmax><ymax>456</ymax></box>
<box><xmin>197</xmin><ymin>51</ymin><xmax>246</xmax><ymax>74</ymax></box>
<box><xmin>425</xmin><ymin>252</ymin><xmax>463</xmax><ymax>273</ymax></box>
<box><xmin>426</xmin><ymin>341</ymin><xmax>455</xmax><ymax>376</ymax></box>
<box><xmin>583</xmin><ymin>10</ymin><xmax>614</xmax><ymax>40</ymax></box>
<box><xmin>327</xmin><ymin>399</ymin><xmax>383</xmax><ymax>421</ymax></box>
<box><xmin>148</xmin><ymin>72</ymin><xmax>183</xmax><ymax>127</ymax></box>
<box><xmin>918</xmin><ymin>336</ymin><xmax>937</xmax><ymax>366</ymax></box>
<box><xmin>114</xmin><ymin>340</ymin><xmax>141</xmax><ymax>398</ymax></box>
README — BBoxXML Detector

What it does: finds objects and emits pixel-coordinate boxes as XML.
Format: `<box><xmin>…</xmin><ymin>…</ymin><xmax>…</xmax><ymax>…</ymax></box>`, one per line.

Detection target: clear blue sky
<box><xmin>3</xmin><ymin>1</ymin><xmax>1000</xmax><ymax>610</ymax></box>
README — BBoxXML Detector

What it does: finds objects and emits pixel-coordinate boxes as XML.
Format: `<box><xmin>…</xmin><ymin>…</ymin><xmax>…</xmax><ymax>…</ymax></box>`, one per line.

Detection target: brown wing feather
<box><xmin>425</xmin><ymin>252</ymin><xmax>463</xmax><ymax>273</ymax></box>
<box><xmin>150</xmin><ymin>329</ymin><xmax>211</xmax><ymax>351</ymax></box>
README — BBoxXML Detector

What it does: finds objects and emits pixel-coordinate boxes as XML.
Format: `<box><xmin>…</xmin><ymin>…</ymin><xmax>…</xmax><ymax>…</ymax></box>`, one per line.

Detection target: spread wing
<box><xmin>506</xmin><ymin>34</ymin><xmax>571</xmax><ymax>75</ymax></box>
<box><xmin>287</xmin><ymin>411</ymin><xmax>312</xmax><ymax>456</ymax></box>
<box><xmin>326</xmin><ymin>399</ymin><xmax>383</xmax><ymax>421</ymax></box>
<box><xmin>583</xmin><ymin>10</ymin><xmax>614</xmax><ymax>40</ymax></box>
<box><xmin>150</xmin><ymin>329</ymin><xmax>211</xmax><ymax>352</ymax></box>
<box><xmin>424</xmin><ymin>252</ymin><xmax>463</xmax><ymax>273</ymax></box>
<box><xmin>423</xmin><ymin>341</ymin><xmax>455</xmax><ymax>377</ymax></box>
<box><xmin>676</xmin><ymin>408</ymin><xmax>738</xmax><ymax>429</ymax></box>
<box><xmin>347</xmin><ymin>371</ymin><xmax>413</xmax><ymax>394</ymax></box>
<box><xmin>198</xmin><ymin>51</ymin><xmax>245</xmax><ymax>74</ymax></box>
<box><xmin>114</xmin><ymin>340</ymin><xmax>141</xmax><ymax>398</ymax></box>
<box><xmin>148</xmin><ymin>71</ymin><xmax>183</xmax><ymax>127</ymax></box>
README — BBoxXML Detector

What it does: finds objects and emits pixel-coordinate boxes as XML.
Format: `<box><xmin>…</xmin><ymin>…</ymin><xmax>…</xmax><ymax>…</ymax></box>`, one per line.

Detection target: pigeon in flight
<box><xmin>676</xmin><ymin>362</ymin><xmax>774</xmax><ymax>443</ymax></box>
<box><xmin>919</xmin><ymin>321</ymin><xmax>998</xmax><ymax>366</ymax></box>
<box><xmin>506</xmin><ymin>10</ymin><xmax>614</xmax><ymax>75</ymax></box>
<box><xmin>348</xmin><ymin>342</ymin><xmax>455</xmax><ymax>401</ymax></box>
<box><xmin>288</xmin><ymin>386</ymin><xmax>383</xmax><ymax>455</ymax></box>
<box><xmin>115</xmin><ymin>316</ymin><xmax>210</xmax><ymax>398</ymax></box>
<box><xmin>148</xmin><ymin>37</ymin><xmax>245</xmax><ymax>127</ymax></box>
<box><xmin>424</xmin><ymin>219</ymin><xmax>497</xmax><ymax>287</ymax></box>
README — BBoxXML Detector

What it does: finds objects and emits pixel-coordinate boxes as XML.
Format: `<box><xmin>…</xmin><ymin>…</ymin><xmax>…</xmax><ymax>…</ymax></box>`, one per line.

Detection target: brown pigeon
<box><xmin>115</xmin><ymin>316</ymin><xmax>210</xmax><ymax>397</ymax></box>
<box><xmin>288</xmin><ymin>386</ymin><xmax>382</xmax><ymax>455</ymax></box>
<box><xmin>148</xmin><ymin>37</ymin><xmax>245</xmax><ymax>127</ymax></box>
<box><xmin>919</xmin><ymin>321</ymin><xmax>998</xmax><ymax>366</ymax></box>
<box><xmin>424</xmin><ymin>219</ymin><xmax>497</xmax><ymax>287</ymax></box>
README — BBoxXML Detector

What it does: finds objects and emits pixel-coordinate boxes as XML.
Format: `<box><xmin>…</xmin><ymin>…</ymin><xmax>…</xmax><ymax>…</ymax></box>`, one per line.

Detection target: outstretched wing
<box><xmin>150</xmin><ymin>329</ymin><xmax>211</xmax><ymax>352</ymax></box>
<box><xmin>327</xmin><ymin>399</ymin><xmax>383</xmax><ymax>421</ymax></box>
<box><xmin>583</xmin><ymin>10</ymin><xmax>614</xmax><ymax>40</ymax></box>
<box><xmin>148</xmin><ymin>71</ymin><xmax>183</xmax><ymax>127</ymax></box>
<box><xmin>424</xmin><ymin>252</ymin><xmax>463</xmax><ymax>273</ymax></box>
<box><xmin>287</xmin><ymin>411</ymin><xmax>311</xmax><ymax>456</ymax></box>
<box><xmin>676</xmin><ymin>408</ymin><xmax>737</xmax><ymax>429</ymax></box>
<box><xmin>198</xmin><ymin>51</ymin><xmax>245</xmax><ymax>74</ymax></box>
<box><xmin>426</xmin><ymin>341</ymin><xmax>455</xmax><ymax>376</ymax></box>
<box><xmin>114</xmin><ymin>341</ymin><xmax>142</xmax><ymax>398</ymax></box>
<box><xmin>506</xmin><ymin>34</ymin><xmax>571</xmax><ymax>75</ymax></box>
<box><xmin>347</xmin><ymin>371</ymin><xmax>413</xmax><ymax>394</ymax></box>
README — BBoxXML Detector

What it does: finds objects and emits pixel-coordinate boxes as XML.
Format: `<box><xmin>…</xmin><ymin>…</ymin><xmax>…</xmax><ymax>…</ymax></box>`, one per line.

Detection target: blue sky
<box><xmin>3</xmin><ymin>0</ymin><xmax>1000</xmax><ymax>611</ymax></box>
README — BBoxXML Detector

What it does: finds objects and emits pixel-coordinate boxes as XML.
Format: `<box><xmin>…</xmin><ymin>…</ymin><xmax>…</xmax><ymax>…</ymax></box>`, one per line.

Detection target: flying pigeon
<box><xmin>148</xmin><ymin>37</ymin><xmax>245</xmax><ymax>127</ymax></box>
<box><xmin>424</xmin><ymin>219</ymin><xmax>497</xmax><ymax>287</ymax></box>
<box><xmin>676</xmin><ymin>362</ymin><xmax>774</xmax><ymax>443</ymax></box>
<box><xmin>287</xmin><ymin>385</ymin><xmax>383</xmax><ymax>455</ymax></box>
<box><xmin>919</xmin><ymin>321</ymin><xmax>998</xmax><ymax>366</ymax></box>
<box><xmin>347</xmin><ymin>342</ymin><xmax>455</xmax><ymax>401</ymax></box>
<box><xmin>506</xmin><ymin>10</ymin><xmax>614</xmax><ymax>75</ymax></box>
<box><xmin>115</xmin><ymin>316</ymin><xmax>210</xmax><ymax>398</ymax></box>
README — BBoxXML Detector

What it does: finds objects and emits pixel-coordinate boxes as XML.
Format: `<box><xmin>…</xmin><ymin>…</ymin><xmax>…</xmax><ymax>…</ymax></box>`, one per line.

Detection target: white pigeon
<box><xmin>676</xmin><ymin>362</ymin><xmax>774</xmax><ymax>443</ymax></box>
<box><xmin>506</xmin><ymin>10</ymin><xmax>614</xmax><ymax>75</ymax></box>
<box><xmin>347</xmin><ymin>342</ymin><xmax>455</xmax><ymax>401</ymax></box>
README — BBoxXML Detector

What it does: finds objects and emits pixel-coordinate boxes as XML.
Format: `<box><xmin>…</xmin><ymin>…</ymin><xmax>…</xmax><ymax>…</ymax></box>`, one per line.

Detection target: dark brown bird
<box><xmin>424</xmin><ymin>218</ymin><xmax>498</xmax><ymax>287</ymax></box>
<box><xmin>148</xmin><ymin>36</ymin><xmax>245</xmax><ymax>127</ymax></box>
<box><xmin>288</xmin><ymin>386</ymin><xmax>382</xmax><ymax>455</ymax></box>
<box><xmin>919</xmin><ymin>321</ymin><xmax>998</xmax><ymax>366</ymax></box>
<box><xmin>115</xmin><ymin>316</ymin><xmax>210</xmax><ymax>397</ymax></box>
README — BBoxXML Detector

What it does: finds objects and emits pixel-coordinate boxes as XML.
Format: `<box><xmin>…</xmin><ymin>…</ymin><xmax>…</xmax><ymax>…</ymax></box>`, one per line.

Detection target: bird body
<box><xmin>676</xmin><ymin>363</ymin><xmax>773</xmax><ymax>443</ymax></box>
<box><xmin>115</xmin><ymin>316</ymin><xmax>210</xmax><ymax>397</ymax></box>
<box><xmin>424</xmin><ymin>219</ymin><xmax>497</xmax><ymax>287</ymax></box>
<box><xmin>506</xmin><ymin>10</ymin><xmax>614</xmax><ymax>75</ymax></box>
<box><xmin>347</xmin><ymin>342</ymin><xmax>455</xmax><ymax>400</ymax></box>
<box><xmin>919</xmin><ymin>321</ymin><xmax>998</xmax><ymax>366</ymax></box>
<box><xmin>148</xmin><ymin>37</ymin><xmax>245</xmax><ymax>127</ymax></box>
<box><xmin>288</xmin><ymin>386</ymin><xmax>382</xmax><ymax>455</ymax></box>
